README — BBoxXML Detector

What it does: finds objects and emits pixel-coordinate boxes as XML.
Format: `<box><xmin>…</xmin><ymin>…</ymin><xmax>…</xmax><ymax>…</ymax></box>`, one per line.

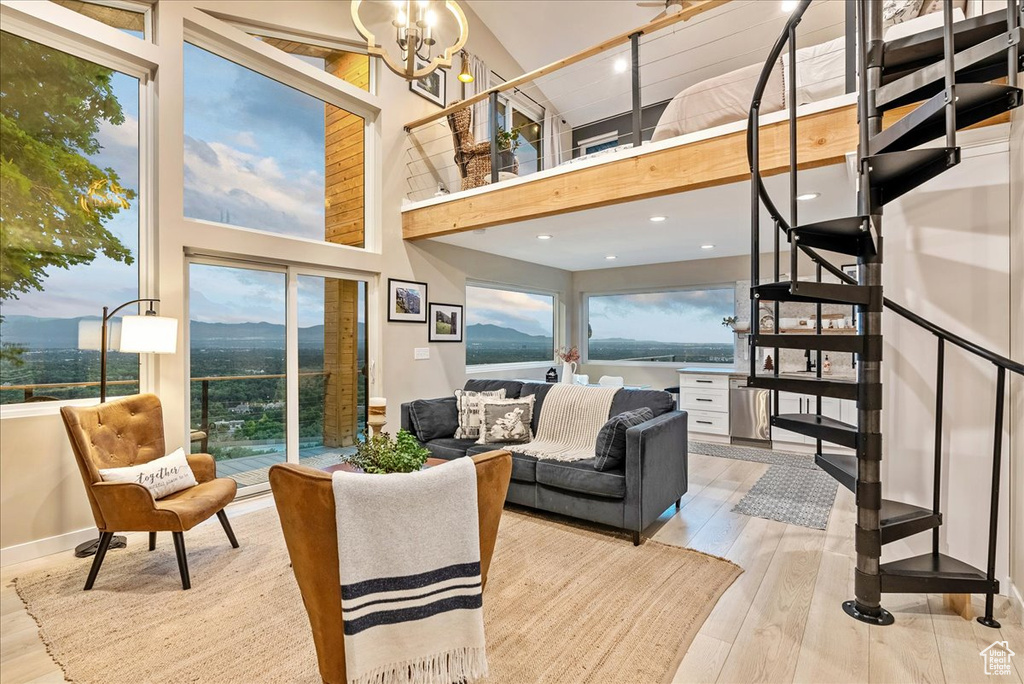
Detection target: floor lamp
<box><xmin>74</xmin><ymin>298</ymin><xmax>178</xmax><ymax>557</ymax></box>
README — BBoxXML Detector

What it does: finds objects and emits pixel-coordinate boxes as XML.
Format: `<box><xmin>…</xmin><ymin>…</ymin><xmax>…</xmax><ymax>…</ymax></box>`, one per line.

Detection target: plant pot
<box><xmin>497</xmin><ymin>149</ymin><xmax>518</xmax><ymax>175</ymax></box>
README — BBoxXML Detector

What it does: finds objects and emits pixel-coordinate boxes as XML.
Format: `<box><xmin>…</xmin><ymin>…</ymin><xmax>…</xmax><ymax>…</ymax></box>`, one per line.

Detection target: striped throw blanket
<box><xmin>518</xmin><ymin>384</ymin><xmax>619</xmax><ymax>462</ymax></box>
<box><xmin>332</xmin><ymin>457</ymin><xmax>488</xmax><ymax>684</ymax></box>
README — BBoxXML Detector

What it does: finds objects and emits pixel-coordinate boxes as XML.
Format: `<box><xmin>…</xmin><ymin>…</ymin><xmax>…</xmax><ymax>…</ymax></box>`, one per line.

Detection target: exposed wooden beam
<box><xmin>402</xmin><ymin>0</ymin><xmax>731</xmax><ymax>132</ymax></box>
<box><xmin>401</xmin><ymin>104</ymin><xmax>1010</xmax><ymax>240</ymax></box>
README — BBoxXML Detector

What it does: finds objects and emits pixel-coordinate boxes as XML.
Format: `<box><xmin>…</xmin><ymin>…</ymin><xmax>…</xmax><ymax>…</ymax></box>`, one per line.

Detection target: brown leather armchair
<box><xmin>269</xmin><ymin>451</ymin><xmax>512</xmax><ymax>684</ymax></box>
<box><xmin>60</xmin><ymin>393</ymin><xmax>239</xmax><ymax>591</ymax></box>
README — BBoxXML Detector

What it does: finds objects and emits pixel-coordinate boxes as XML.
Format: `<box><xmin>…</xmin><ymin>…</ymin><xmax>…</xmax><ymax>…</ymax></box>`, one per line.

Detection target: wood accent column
<box><xmin>323</xmin><ymin>52</ymin><xmax>368</xmax><ymax>447</ymax></box>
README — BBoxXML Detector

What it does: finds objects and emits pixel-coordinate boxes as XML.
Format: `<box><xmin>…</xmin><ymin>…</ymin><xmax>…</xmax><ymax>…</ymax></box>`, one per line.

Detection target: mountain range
<box><xmin>0</xmin><ymin>315</ymin><xmax>364</xmax><ymax>350</ymax></box>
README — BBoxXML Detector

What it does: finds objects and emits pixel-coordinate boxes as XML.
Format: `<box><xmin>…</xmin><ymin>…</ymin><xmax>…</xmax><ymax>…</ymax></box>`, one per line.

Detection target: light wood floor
<box><xmin>1</xmin><ymin>453</ymin><xmax>1020</xmax><ymax>683</ymax></box>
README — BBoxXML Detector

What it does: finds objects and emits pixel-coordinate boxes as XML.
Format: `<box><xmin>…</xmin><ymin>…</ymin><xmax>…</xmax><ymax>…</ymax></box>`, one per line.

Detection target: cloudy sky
<box><xmin>588</xmin><ymin>289</ymin><xmax>734</xmax><ymax>344</ymax></box>
<box><xmin>466</xmin><ymin>287</ymin><xmax>554</xmax><ymax>337</ymax></box>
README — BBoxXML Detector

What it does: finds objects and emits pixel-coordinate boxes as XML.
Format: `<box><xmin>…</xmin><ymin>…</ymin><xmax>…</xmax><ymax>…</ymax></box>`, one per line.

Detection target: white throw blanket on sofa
<box><xmin>519</xmin><ymin>384</ymin><xmax>619</xmax><ymax>463</ymax></box>
<box><xmin>332</xmin><ymin>457</ymin><xmax>488</xmax><ymax>684</ymax></box>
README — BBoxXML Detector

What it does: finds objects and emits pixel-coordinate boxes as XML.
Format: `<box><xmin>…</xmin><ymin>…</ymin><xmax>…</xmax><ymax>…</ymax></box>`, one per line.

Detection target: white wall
<box><xmin>1009</xmin><ymin>102</ymin><xmax>1024</xmax><ymax>615</ymax></box>
<box><xmin>881</xmin><ymin>139</ymin><xmax>1013</xmax><ymax>584</ymax></box>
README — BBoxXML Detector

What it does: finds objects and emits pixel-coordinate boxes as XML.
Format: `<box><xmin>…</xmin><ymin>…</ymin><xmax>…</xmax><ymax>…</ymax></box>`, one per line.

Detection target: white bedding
<box><xmin>650</xmin><ymin>7</ymin><xmax>966</xmax><ymax>143</ymax></box>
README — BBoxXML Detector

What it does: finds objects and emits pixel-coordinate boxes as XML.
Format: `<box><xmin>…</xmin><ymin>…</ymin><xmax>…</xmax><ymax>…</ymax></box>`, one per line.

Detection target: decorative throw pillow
<box><xmin>454</xmin><ymin>388</ymin><xmax>506</xmax><ymax>439</ymax></box>
<box><xmin>98</xmin><ymin>447</ymin><xmax>198</xmax><ymax>500</ymax></box>
<box><xmin>593</xmin><ymin>408</ymin><xmax>654</xmax><ymax>472</ymax></box>
<box><xmin>477</xmin><ymin>396</ymin><xmax>535</xmax><ymax>445</ymax></box>
<box><xmin>882</xmin><ymin>0</ymin><xmax>925</xmax><ymax>29</ymax></box>
<box><xmin>409</xmin><ymin>396</ymin><xmax>459</xmax><ymax>441</ymax></box>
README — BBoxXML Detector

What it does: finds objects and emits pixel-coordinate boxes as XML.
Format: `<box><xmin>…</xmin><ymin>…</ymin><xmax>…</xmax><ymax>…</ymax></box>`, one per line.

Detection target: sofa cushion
<box><xmin>464</xmin><ymin>379</ymin><xmax>523</xmax><ymax>398</ymax></box>
<box><xmin>594</xmin><ymin>407</ymin><xmax>655</xmax><ymax>472</ymax></box>
<box><xmin>454</xmin><ymin>389</ymin><xmax>506</xmax><ymax>439</ymax></box>
<box><xmin>408</xmin><ymin>396</ymin><xmax>458</xmax><ymax>441</ymax></box>
<box><xmin>477</xmin><ymin>396</ymin><xmax>534</xmax><ymax>444</ymax></box>
<box><xmin>609</xmin><ymin>388</ymin><xmax>675</xmax><ymax>418</ymax></box>
<box><xmin>519</xmin><ymin>382</ymin><xmax>554</xmax><ymax>434</ymax></box>
<box><xmin>423</xmin><ymin>438</ymin><xmax>478</xmax><ymax>461</ymax></box>
<box><xmin>535</xmin><ymin>458</ymin><xmax>626</xmax><ymax>499</ymax></box>
<box><xmin>466</xmin><ymin>444</ymin><xmax>537</xmax><ymax>483</ymax></box>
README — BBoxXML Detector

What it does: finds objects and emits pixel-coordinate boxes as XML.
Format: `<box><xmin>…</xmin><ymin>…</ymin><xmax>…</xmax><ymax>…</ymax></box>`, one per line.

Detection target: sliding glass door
<box><xmin>188</xmin><ymin>259</ymin><xmax>368</xmax><ymax>493</ymax></box>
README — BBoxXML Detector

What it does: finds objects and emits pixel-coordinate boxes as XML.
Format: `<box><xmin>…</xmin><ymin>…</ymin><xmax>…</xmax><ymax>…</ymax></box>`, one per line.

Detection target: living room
<box><xmin>1</xmin><ymin>0</ymin><xmax>1023</xmax><ymax>683</ymax></box>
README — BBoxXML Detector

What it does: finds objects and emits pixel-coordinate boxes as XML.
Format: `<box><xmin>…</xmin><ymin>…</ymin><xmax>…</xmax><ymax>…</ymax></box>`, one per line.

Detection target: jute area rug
<box><xmin>15</xmin><ymin>506</ymin><xmax>740</xmax><ymax>684</ymax></box>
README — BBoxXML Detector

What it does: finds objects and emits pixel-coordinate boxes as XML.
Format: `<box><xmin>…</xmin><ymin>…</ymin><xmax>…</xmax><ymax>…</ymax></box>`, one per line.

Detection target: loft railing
<box><xmin>402</xmin><ymin>0</ymin><xmax>857</xmax><ymax>202</ymax></box>
<box><xmin>748</xmin><ymin>0</ymin><xmax>1023</xmax><ymax>624</ymax></box>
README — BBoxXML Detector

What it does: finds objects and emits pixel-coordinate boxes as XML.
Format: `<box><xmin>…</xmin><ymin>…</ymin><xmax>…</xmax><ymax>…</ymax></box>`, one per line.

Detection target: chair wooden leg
<box><xmin>217</xmin><ymin>510</ymin><xmax>239</xmax><ymax>549</ymax></box>
<box><xmin>84</xmin><ymin>532</ymin><xmax>114</xmax><ymax>590</ymax></box>
<box><xmin>149</xmin><ymin>532</ymin><xmax>156</xmax><ymax>551</ymax></box>
<box><xmin>171</xmin><ymin>532</ymin><xmax>191</xmax><ymax>590</ymax></box>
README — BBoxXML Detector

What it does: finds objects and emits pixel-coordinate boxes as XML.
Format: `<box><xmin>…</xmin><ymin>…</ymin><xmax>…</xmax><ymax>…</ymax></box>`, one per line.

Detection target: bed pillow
<box><xmin>454</xmin><ymin>388</ymin><xmax>506</xmax><ymax>440</ymax></box>
<box><xmin>918</xmin><ymin>0</ymin><xmax>966</xmax><ymax>18</ymax></box>
<box><xmin>409</xmin><ymin>396</ymin><xmax>459</xmax><ymax>441</ymax></box>
<box><xmin>477</xmin><ymin>396</ymin><xmax>535</xmax><ymax>445</ymax></box>
<box><xmin>883</xmin><ymin>0</ymin><xmax>925</xmax><ymax>29</ymax></box>
<box><xmin>594</xmin><ymin>408</ymin><xmax>654</xmax><ymax>472</ymax></box>
<box><xmin>98</xmin><ymin>447</ymin><xmax>198</xmax><ymax>500</ymax></box>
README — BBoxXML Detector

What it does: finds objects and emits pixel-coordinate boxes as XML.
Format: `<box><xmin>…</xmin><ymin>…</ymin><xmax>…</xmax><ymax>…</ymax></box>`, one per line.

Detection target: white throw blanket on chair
<box><xmin>519</xmin><ymin>384</ymin><xmax>619</xmax><ymax>462</ymax></box>
<box><xmin>332</xmin><ymin>457</ymin><xmax>488</xmax><ymax>684</ymax></box>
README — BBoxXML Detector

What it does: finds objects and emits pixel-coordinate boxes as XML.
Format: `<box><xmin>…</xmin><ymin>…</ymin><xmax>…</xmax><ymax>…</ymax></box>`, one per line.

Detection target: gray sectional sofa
<box><xmin>401</xmin><ymin>379</ymin><xmax>688</xmax><ymax>544</ymax></box>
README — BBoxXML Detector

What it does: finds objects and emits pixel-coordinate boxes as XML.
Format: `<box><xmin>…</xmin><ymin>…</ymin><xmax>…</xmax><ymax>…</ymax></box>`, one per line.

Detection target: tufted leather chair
<box><xmin>60</xmin><ymin>393</ymin><xmax>239</xmax><ymax>590</ymax></box>
<box><xmin>269</xmin><ymin>450</ymin><xmax>512</xmax><ymax>684</ymax></box>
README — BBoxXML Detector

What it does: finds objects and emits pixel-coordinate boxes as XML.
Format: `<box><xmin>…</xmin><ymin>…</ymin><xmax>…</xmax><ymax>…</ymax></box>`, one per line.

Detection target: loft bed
<box><xmin>402</xmin><ymin>0</ymin><xmax>1011</xmax><ymax>240</ymax></box>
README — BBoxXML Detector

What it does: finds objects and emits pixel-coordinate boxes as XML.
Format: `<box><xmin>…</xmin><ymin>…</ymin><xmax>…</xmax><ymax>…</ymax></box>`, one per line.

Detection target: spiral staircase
<box><xmin>746</xmin><ymin>0</ymin><xmax>1024</xmax><ymax>626</ymax></box>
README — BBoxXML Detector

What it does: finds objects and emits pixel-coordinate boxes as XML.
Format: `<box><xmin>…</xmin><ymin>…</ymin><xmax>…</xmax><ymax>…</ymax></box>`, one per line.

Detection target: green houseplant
<box><xmin>344</xmin><ymin>429</ymin><xmax>430</xmax><ymax>474</ymax></box>
<box><xmin>494</xmin><ymin>127</ymin><xmax>521</xmax><ymax>175</ymax></box>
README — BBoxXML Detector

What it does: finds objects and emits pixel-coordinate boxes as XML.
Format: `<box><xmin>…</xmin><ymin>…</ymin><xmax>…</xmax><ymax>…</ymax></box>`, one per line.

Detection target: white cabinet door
<box><xmin>772</xmin><ymin>392</ymin><xmax>810</xmax><ymax>445</ymax></box>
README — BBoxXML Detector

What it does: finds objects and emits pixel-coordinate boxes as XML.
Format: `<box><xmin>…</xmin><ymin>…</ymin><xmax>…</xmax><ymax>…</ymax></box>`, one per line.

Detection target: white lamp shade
<box><xmin>118</xmin><ymin>315</ymin><xmax>178</xmax><ymax>354</ymax></box>
<box><xmin>78</xmin><ymin>319</ymin><xmax>120</xmax><ymax>351</ymax></box>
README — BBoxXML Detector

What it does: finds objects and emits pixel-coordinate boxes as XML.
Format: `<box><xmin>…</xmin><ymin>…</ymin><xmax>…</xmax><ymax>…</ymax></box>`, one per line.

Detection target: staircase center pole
<box><xmin>844</xmin><ymin>0</ymin><xmax>893</xmax><ymax>627</ymax></box>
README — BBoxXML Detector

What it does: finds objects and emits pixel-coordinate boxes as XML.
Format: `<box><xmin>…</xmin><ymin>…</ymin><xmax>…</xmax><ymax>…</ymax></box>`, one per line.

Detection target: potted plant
<box><xmin>343</xmin><ymin>429</ymin><xmax>430</xmax><ymax>474</ymax></box>
<box><xmin>494</xmin><ymin>127</ymin><xmax>521</xmax><ymax>175</ymax></box>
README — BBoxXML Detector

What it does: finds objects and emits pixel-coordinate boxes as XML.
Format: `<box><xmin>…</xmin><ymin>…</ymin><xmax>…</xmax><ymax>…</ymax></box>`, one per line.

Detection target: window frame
<box><xmin>464</xmin><ymin>280</ymin><xmax>560</xmax><ymax>374</ymax></box>
<box><xmin>581</xmin><ymin>283</ymin><xmax>737</xmax><ymax>368</ymax></box>
<box><xmin>0</xmin><ymin>4</ymin><xmax>156</xmax><ymax>418</ymax></box>
<box><xmin>181</xmin><ymin>8</ymin><xmax>382</xmax><ymax>254</ymax></box>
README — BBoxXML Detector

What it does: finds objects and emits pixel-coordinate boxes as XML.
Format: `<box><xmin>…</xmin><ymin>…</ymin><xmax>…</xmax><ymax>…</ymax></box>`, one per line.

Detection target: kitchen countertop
<box><xmin>676</xmin><ymin>367</ymin><xmax>856</xmax><ymax>382</ymax></box>
<box><xmin>676</xmin><ymin>367</ymin><xmax>743</xmax><ymax>376</ymax></box>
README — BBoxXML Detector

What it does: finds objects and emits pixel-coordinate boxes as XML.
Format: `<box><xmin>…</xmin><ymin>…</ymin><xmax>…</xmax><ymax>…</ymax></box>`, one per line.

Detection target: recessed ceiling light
<box><xmin>796</xmin><ymin>192</ymin><xmax>820</xmax><ymax>201</ymax></box>
<box><xmin>537</xmin><ymin>234</ymin><xmax>552</xmax><ymax>240</ymax></box>
<box><xmin>605</xmin><ymin>255</ymin><xmax>617</xmax><ymax>260</ymax></box>
<box><xmin>701</xmin><ymin>244</ymin><xmax>715</xmax><ymax>250</ymax></box>
<box><xmin>781</xmin><ymin>0</ymin><xmax>799</xmax><ymax>11</ymax></box>
<box><xmin>613</xmin><ymin>58</ymin><xmax>628</xmax><ymax>74</ymax></box>
<box><xmin>649</xmin><ymin>215</ymin><xmax>667</xmax><ymax>222</ymax></box>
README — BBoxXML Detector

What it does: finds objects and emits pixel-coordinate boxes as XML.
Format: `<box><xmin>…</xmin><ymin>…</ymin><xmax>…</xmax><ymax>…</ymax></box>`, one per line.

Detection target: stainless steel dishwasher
<box><xmin>729</xmin><ymin>377</ymin><xmax>771</xmax><ymax>446</ymax></box>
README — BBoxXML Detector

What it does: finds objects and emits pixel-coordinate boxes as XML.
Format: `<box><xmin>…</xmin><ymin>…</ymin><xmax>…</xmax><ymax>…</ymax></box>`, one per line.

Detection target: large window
<box><xmin>586</xmin><ymin>288</ymin><xmax>735</xmax><ymax>364</ymax></box>
<box><xmin>466</xmin><ymin>285</ymin><xmax>554</xmax><ymax>366</ymax></box>
<box><xmin>0</xmin><ymin>32</ymin><xmax>141</xmax><ymax>405</ymax></box>
<box><xmin>188</xmin><ymin>262</ymin><xmax>367</xmax><ymax>490</ymax></box>
<box><xmin>183</xmin><ymin>43</ymin><xmax>366</xmax><ymax>247</ymax></box>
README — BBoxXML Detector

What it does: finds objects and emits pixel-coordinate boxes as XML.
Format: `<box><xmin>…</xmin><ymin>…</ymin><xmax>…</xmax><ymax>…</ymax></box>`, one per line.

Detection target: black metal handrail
<box><xmin>746</xmin><ymin>0</ymin><xmax>1023</xmax><ymax>378</ymax></box>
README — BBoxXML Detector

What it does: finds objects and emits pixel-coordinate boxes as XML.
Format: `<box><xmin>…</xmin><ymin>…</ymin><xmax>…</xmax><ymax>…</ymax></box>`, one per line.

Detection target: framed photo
<box><xmin>409</xmin><ymin>59</ymin><xmax>446</xmax><ymax>107</ymax></box>
<box><xmin>428</xmin><ymin>302</ymin><xmax>463</xmax><ymax>343</ymax></box>
<box><xmin>388</xmin><ymin>278</ymin><xmax>428</xmax><ymax>323</ymax></box>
